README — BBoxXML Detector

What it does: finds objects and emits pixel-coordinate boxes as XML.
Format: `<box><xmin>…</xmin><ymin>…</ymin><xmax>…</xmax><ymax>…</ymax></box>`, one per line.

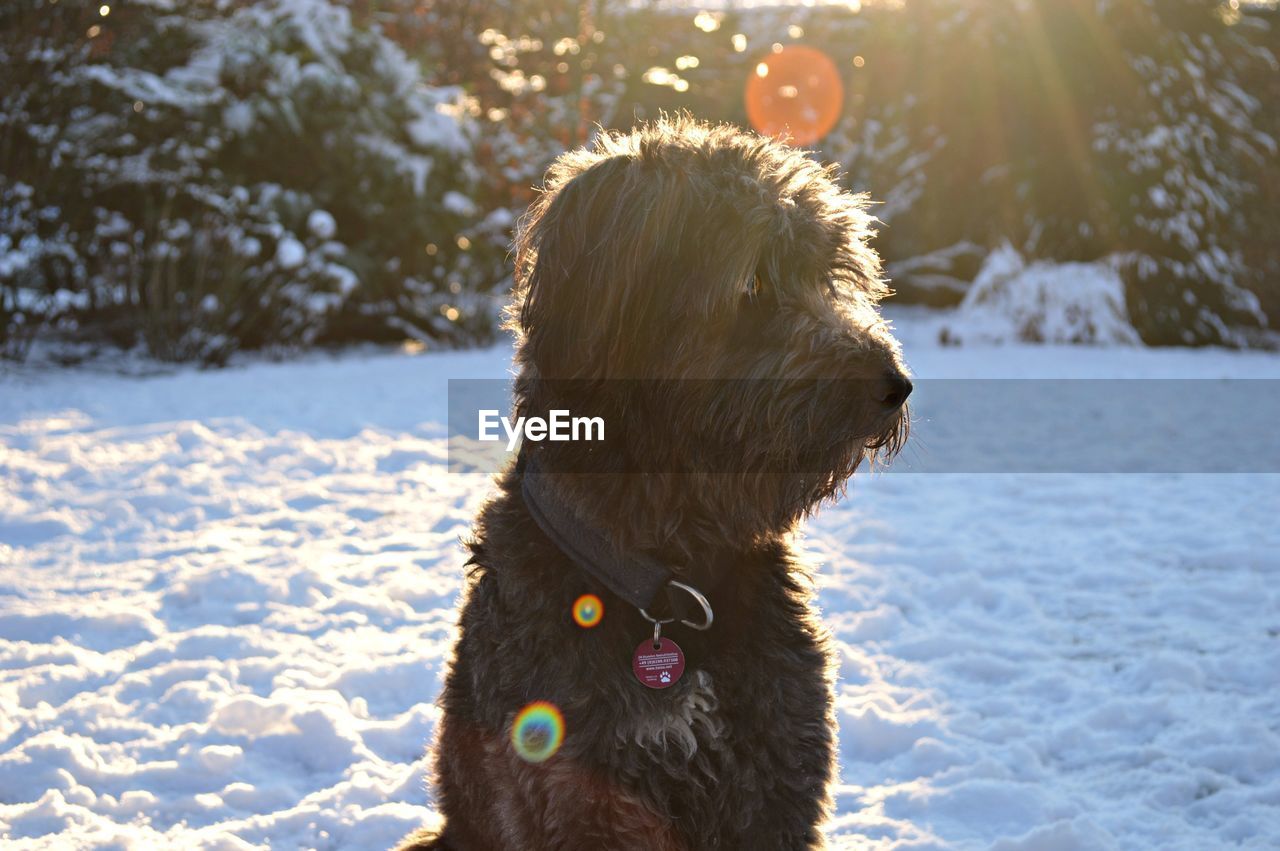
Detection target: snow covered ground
<box><xmin>2</xmin><ymin>310</ymin><xmax>1279</xmax><ymax>849</ymax></box>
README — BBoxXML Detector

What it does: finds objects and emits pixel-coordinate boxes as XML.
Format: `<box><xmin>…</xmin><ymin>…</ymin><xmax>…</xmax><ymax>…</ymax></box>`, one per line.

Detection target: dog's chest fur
<box><xmin>625</xmin><ymin>668</ymin><xmax>724</xmax><ymax>760</ymax></box>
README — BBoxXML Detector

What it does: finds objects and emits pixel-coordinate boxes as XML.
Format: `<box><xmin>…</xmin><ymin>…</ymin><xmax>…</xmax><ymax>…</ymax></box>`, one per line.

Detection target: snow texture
<box><xmin>2</xmin><ymin>313</ymin><xmax>1279</xmax><ymax>849</ymax></box>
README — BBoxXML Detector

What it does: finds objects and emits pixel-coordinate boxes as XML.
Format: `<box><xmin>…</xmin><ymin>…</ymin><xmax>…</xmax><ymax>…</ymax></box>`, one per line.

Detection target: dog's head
<box><xmin>511</xmin><ymin>117</ymin><xmax>909</xmax><ymax>534</ymax></box>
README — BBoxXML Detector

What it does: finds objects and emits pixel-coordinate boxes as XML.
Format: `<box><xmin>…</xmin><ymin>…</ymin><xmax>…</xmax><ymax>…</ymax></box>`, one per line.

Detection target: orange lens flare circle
<box><xmin>511</xmin><ymin>701</ymin><xmax>565</xmax><ymax>763</ymax></box>
<box><xmin>572</xmin><ymin>594</ymin><xmax>604</xmax><ymax>628</ymax></box>
<box><xmin>744</xmin><ymin>45</ymin><xmax>844</xmax><ymax>146</ymax></box>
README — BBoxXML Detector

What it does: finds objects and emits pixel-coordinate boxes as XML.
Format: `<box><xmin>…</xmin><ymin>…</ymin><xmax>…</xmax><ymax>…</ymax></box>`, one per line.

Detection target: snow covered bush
<box><xmin>3</xmin><ymin>0</ymin><xmax>1275</xmax><ymax>358</ymax></box>
<box><xmin>938</xmin><ymin>244</ymin><xmax>1141</xmax><ymax>346</ymax></box>
<box><xmin>815</xmin><ymin>0</ymin><xmax>1277</xmax><ymax>346</ymax></box>
<box><xmin>0</xmin><ymin>0</ymin><xmax>497</xmax><ymax>364</ymax></box>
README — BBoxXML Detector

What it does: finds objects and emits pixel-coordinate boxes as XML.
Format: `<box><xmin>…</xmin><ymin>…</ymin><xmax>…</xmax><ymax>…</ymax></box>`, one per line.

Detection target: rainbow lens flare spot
<box><xmin>511</xmin><ymin>701</ymin><xmax>565</xmax><ymax>763</ymax></box>
<box><xmin>572</xmin><ymin>594</ymin><xmax>604</xmax><ymax>628</ymax></box>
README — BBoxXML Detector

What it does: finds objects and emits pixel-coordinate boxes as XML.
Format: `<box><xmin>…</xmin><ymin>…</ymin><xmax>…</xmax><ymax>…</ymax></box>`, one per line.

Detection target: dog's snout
<box><xmin>875</xmin><ymin>372</ymin><xmax>913</xmax><ymax>410</ymax></box>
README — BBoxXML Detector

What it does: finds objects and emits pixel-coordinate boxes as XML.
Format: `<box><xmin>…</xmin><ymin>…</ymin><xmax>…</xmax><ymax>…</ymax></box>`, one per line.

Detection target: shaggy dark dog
<box><xmin>397</xmin><ymin>118</ymin><xmax>910</xmax><ymax>850</ymax></box>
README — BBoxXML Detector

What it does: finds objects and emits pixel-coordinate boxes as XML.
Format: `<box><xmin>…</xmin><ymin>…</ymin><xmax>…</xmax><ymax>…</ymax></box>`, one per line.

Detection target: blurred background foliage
<box><xmin>1</xmin><ymin>0</ymin><xmax>1278</xmax><ymax>363</ymax></box>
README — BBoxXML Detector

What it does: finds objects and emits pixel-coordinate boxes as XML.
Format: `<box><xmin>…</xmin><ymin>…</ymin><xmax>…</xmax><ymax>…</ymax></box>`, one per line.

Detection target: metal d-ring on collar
<box><xmin>520</xmin><ymin>452</ymin><xmax>719</xmax><ymax>637</ymax></box>
<box><xmin>640</xmin><ymin>580</ymin><xmax>714</xmax><ymax>632</ymax></box>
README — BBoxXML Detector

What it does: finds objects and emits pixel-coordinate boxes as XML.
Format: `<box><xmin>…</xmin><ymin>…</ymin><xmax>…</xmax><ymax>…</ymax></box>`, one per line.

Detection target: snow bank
<box><xmin>938</xmin><ymin>245</ymin><xmax>1141</xmax><ymax>346</ymax></box>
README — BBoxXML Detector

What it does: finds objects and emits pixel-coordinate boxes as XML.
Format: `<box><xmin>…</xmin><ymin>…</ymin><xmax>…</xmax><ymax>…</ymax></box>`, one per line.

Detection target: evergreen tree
<box><xmin>1093</xmin><ymin>0</ymin><xmax>1275</xmax><ymax>345</ymax></box>
<box><xmin>0</xmin><ymin>0</ymin><xmax>495</xmax><ymax>363</ymax></box>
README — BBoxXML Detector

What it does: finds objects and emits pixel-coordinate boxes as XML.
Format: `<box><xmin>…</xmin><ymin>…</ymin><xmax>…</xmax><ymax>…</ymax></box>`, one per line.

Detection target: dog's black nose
<box><xmin>875</xmin><ymin>372</ymin><xmax>913</xmax><ymax>410</ymax></box>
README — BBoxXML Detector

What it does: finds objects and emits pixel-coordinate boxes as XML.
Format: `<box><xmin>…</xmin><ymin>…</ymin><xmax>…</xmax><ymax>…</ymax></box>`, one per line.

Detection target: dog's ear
<box><xmin>511</xmin><ymin>150</ymin><xmax>771</xmax><ymax>379</ymax></box>
<box><xmin>511</xmin><ymin>153</ymin><xmax>641</xmax><ymax>378</ymax></box>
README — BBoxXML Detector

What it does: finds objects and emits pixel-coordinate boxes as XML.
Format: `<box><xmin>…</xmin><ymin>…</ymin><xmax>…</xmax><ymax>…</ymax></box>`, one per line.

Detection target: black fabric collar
<box><xmin>519</xmin><ymin>451</ymin><xmax>718</xmax><ymax>624</ymax></box>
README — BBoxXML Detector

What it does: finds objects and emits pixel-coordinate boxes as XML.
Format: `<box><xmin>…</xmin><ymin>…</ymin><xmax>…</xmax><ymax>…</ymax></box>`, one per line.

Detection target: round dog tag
<box><xmin>632</xmin><ymin>637</ymin><xmax>685</xmax><ymax>689</ymax></box>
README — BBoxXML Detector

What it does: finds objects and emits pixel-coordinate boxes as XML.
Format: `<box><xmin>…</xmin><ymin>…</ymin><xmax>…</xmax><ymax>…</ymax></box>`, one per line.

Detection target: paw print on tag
<box><xmin>659</xmin><ymin>671</ymin><xmax>671</xmax><ymax>684</ymax></box>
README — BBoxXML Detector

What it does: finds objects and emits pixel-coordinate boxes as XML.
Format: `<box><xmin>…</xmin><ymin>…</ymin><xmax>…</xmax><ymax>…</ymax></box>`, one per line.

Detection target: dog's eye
<box><xmin>744</xmin><ymin>275</ymin><xmax>762</xmax><ymax>300</ymax></box>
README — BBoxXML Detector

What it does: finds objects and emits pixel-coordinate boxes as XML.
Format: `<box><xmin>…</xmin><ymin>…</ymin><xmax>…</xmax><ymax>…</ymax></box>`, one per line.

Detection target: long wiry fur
<box><xmin>396</xmin><ymin>117</ymin><xmax>909</xmax><ymax>851</ymax></box>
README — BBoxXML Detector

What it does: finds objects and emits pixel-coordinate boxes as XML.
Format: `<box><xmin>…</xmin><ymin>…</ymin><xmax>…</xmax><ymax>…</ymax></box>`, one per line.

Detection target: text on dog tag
<box><xmin>632</xmin><ymin>637</ymin><xmax>685</xmax><ymax>689</ymax></box>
